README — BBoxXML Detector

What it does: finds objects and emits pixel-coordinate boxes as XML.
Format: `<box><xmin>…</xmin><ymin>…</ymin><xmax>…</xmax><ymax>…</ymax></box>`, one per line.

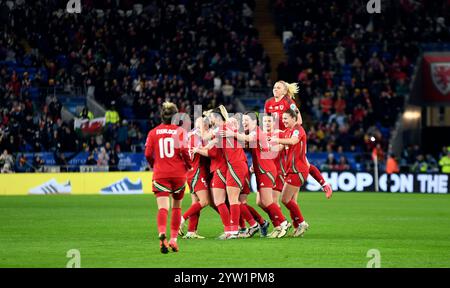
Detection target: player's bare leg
<box><xmin>273</xmin><ymin>190</ymin><xmax>281</xmax><ymax>207</ymax></box>
<box><xmin>179</xmin><ymin>193</ymin><xmax>198</xmax><ymax>236</ymax></box>
<box><xmin>180</xmin><ymin>190</ymin><xmax>209</xmax><ymax>238</ymax></box>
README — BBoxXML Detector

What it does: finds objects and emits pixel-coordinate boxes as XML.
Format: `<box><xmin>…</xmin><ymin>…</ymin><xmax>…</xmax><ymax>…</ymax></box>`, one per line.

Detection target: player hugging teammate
<box><xmin>145</xmin><ymin>81</ymin><xmax>333</xmax><ymax>254</ymax></box>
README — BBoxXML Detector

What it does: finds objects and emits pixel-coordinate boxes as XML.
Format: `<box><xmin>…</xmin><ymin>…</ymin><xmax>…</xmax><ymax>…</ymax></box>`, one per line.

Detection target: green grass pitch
<box><xmin>1</xmin><ymin>192</ymin><xmax>449</xmax><ymax>268</ymax></box>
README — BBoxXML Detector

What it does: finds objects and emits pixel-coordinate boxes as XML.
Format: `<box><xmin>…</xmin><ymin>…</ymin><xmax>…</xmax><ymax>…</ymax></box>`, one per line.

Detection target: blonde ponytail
<box><xmin>277</xmin><ymin>81</ymin><xmax>299</xmax><ymax>99</ymax></box>
<box><xmin>217</xmin><ymin>105</ymin><xmax>229</xmax><ymax>121</ymax></box>
<box><xmin>203</xmin><ymin>109</ymin><xmax>213</xmax><ymax>117</ymax></box>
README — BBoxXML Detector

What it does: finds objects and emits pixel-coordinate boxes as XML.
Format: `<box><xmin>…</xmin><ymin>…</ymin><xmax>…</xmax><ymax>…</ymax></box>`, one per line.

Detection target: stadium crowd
<box><xmin>1</xmin><ymin>0</ymin><xmax>449</xmax><ymax>173</ymax></box>
<box><xmin>0</xmin><ymin>0</ymin><xmax>267</xmax><ymax>166</ymax></box>
<box><xmin>271</xmin><ymin>0</ymin><xmax>449</xmax><ymax>155</ymax></box>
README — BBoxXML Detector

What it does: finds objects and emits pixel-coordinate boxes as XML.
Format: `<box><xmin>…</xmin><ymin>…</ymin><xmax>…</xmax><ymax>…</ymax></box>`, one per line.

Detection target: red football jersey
<box><xmin>264</xmin><ymin>96</ymin><xmax>296</xmax><ymax>131</ymax></box>
<box><xmin>268</xmin><ymin>130</ymin><xmax>287</xmax><ymax>175</ymax></box>
<box><xmin>249</xmin><ymin>127</ymin><xmax>277</xmax><ymax>175</ymax></box>
<box><xmin>282</xmin><ymin>124</ymin><xmax>310</xmax><ymax>174</ymax></box>
<box><xmin>144</xmin><ymin>124</ymin><xmax>191</xmax><ymax>180</ymax></box>
<box><xmin>216</xmin><ymin>124</ymin><xmax>247</xmax><ymax>167</ymax></box>
<box><xmin>207</xmin><ymin>144</ymin><xmax>228</xmax><ymax>173</ymax></box>
<box><xmin>187</xmin><ymin>132</ymin><xmax>209</xmax><ymax>180</ymax></box>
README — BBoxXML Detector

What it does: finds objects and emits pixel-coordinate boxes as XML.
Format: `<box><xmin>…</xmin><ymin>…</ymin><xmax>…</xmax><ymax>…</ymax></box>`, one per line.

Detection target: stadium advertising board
<box><xmin>0</xmin><ymin>172</ymin><xmax>154</xmax><ymax>195</ymax></box>
<box><xmin>0</xmin><ymin>171</ymin><xmax>448</xmax><ymax>195</ymax></box>
<box><xmin>303</xmin><ymin>172</ymin><xmax>449</xmax><ymax>194</ymax></box>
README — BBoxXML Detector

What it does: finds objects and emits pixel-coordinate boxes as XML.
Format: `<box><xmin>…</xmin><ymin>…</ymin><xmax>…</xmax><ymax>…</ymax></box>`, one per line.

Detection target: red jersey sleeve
<box><xmin>178</xmin><ymin>128</ymin><xmax>192</xmax><ymax>170</ymax></box>
<box><xmin>285</xmin><ymin>97</ymin><xmax>298</xmax><ymax>112</ymax></box>
<box><xmin>144</xmin><ymin>130</ymin><xmax>154</xmax><ymax>167</ymax></box>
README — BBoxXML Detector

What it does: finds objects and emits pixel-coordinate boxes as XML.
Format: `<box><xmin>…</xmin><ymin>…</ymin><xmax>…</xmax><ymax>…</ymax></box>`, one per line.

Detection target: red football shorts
<box><xmin>210</xmin><ymin>169</ymin><xmax>227</xmax><ymax>190</ymax></box>
<box><xmin>284</xmin><ymin>172</ymin><xmax>309</xmax><ymax>188</ymax></box>
<box><xmin>255</xmin><ymin>170</ymin><xmax>276</xmax><ymax>191</ymax></box>
<box><xmin>274</xmin><ymin>173</ymin><xmax>285</xmax><ymax>192</ymax></box>
<box><xmin>188</xmin><ymin>172</ymin><xmax>209</xmax><ymax>194</ymax></box>
<box><xmin>226</xmin><ymin>162</ymin><xmax>248</xmax><ymax>190</ymax></box>
<box><xmin>241</xmin><ymin>173</ymin><xmax>251</xmax><ymax>195</ymax></box>
<box><xmin>153</xmin><ymin>177</ymin><xmax>186</xmax><ymax>200</ymax></box>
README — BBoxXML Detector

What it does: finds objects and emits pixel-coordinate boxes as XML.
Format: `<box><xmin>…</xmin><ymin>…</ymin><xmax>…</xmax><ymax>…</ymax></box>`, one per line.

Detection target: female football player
<box><xmin>210</xmin><ymin>105</ymin><xmax>249</xmax><ymax>239</ymax></box>
<box><xmin>227</xmin><ymin>113</ymin><xmax>266</xmax><ymax>238</ymax></box>
<box><xmin>192</xmin><ymin>112</ymin><xmax>231</xmax><ymax>239</ymax></box>
<box><xmin>270</xmin><ymin>108</ymin><xmax>311</xmax><ymax>237</ymax></box>
<box><xmin>223</xmin><ymin>112</ymin><xmax>291</xmax><ymax>238</ymax></box>
<box><xmin>144</xmin><ymin>102</ymin><xmax>191</xmax><ymax>253</ymax></box>
<box><xmin>179</xmin><ymin>116</ymin><xmax>211</xmax><ymax>239</ymax></box>
<box><xmin>265</xmin><ymin>81</ymin><xmax>332</xmax><ymax>198</ymax></box>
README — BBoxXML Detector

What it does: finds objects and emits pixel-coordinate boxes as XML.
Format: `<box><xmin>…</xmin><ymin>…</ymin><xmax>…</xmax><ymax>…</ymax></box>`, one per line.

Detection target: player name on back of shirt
<box><xmin>156</xmin><ymin>129</ymin><xmax>178</xmax><ymax>135</ymax></box>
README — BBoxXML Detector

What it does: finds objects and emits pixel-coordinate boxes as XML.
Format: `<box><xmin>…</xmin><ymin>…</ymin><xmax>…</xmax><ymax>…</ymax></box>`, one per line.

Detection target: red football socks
<box><xmin>170</xmin><ymin>208</ymin><xmax>181</xmax><ymax>239</ymax></box>
<box><xmin>211</xmin><ymin>204</ymin><xmax>220</xmax><ymax>214</ymax></box>
<box><xmin>309</xmin><ymin>165</ymin><xmax>326</xmax><ymax>186</ymax></box>
<box><xmin>157</xmin><ymin>208</ymin><xmax>168</xmax><ymax>235</ymax></box>
<box><xmin>188</xmin><ymin>212</ymin><xmax>199</xmax><ymax>233</ymax></box>
<box><xmin>239</xmin><ymin>214</ymin><xmax>246</xmax><ymax>229</ymax></box>
<box><xmin>240</xmin><ymin>203</ymin><xmax>257</xmax><ymax>227</ymax></box>
<box><xmin>183</xmin><ymin>202</ymin><xmax>202</xmax><ymax>221</ymax></box>
<box><xmin>217</xmin><ymin>203</ymin><xmax>230</xmax><ymax>231</ymax></box>
<box><xmin>229</xmin><ymin>204</ymin><xmax>240</xmax><ymax>232</ymax></box>
<box><xmin>285</xmin><ymin>200</ymin><xmax>304</xmax><ymax>227</ymax></box>
<box><xmin>246</xmin><ymin>204</ymin><xmax>265</xmax><ymax>225</ymax></box>
<box><xmin>267</xmin><ymin>203</ymin><xmax>285</xmax><ymax>227</ymax></box>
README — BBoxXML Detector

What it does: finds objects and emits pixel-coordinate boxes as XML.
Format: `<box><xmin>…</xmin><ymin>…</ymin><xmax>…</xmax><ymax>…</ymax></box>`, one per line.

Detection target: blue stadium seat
<box><xmin>29</xmin><ymin>87</ymin><xmax>39</xmax><ymax>99</ymax></box>
<box><xmin>121</xmin><ymin>107</ymin><xmax>135</xmax><ymax>119</ymax></box>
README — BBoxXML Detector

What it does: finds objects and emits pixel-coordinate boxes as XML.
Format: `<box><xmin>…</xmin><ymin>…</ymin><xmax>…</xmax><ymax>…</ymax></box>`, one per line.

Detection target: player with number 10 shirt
<box><xmin>144</xmin><ymin>102</ymin><xmax>191</xmax><ymax>254</ymax></box>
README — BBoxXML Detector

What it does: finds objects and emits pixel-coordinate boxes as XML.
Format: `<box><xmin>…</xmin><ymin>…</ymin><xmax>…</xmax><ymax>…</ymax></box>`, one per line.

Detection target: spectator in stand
<box><xmin>221</xmin><ymin>79</ymin><xmax>235</xmax><ymax>104</ymax></box>
<box><xmin>85</xmin><ymin>152</ymin><xmax>97</xmax><ymax>166</ymax></box>
<box><xmin>0</xmin><ymin>149</ymin><xmax>14</xmax><ymax>173</ymax></box>
<box><xmin>411</xmin><ymin>155</ymin><xmax>428</xmax><ymax>173</ymax></box>
<box><xmin>107</xmin><ymin>145</ymin><xmax>120</xmax><ymax>172</ymax></box>
<box><xmin>320</xmin><ymin>92</ymin><xmax>333</xmax><ymax>121</ymax></box>
<box><xmin>439</xmin><ymin>148</ymin><xmax>450</xmax><ymax>174</ymax></box>
<box><xmin>335</xmin><ymin>156</ymin><xmax>350</xmax><ymax>171</ymax></box>
<box><xmin>439</xmin><ymin>146</ymin><xmax>449</xmax><ymax>160</ymax></box>
<box><xmin>321</xmin><ymin>153</ymin><xmax>337</xmax><ymax>171</ymax></box>
<box><xmin>32</xmin><ymin>155</ymin><xmax>45</xmax><ymax>172</ymax></box>
<box><xmin>425</xmin><ymin>154</ymin><xmax>439</xmax><ymax>173</ymax></box>
<box><xmin>105</xmin><ymin>101</ymin><xmax>120</xmax><ymax>126</ymax></box>
<box><xmin>15</xmin><ymin>154</ymin><xmax>31</xmax><ymax>173</ymax></box>
<box><xmin>79</xmin><ymin>106</ymin><xmax>94</xmax><ymax>120</ymax></box>
<box><xmin>55</xmin><ymin>151</ymin><xmax>69</xmax><ymax>172</ymax></box>
<box><xmin>117</xmin><ymin>120</ymin><xmax>129</xmax><ymax>151</ymax></box>
<box><xmin>386</xmin><ymin>153</ymin><xmax>399</xmax><ymax>191</ymax></box>
<box><xmin>1</xmin><ymin>162</ymin><xmax>13</xmax><ymax>173</ymax></box>
<box><xmin>97</xmin><ymin>147</ymin><xmax>109</xmax><ymax>167</ymax></box>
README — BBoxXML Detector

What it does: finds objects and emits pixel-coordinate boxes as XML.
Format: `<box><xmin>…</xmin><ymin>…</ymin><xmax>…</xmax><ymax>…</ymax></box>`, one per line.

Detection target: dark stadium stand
<box><xmin>269</xmin><ymin>0</ymin><xmax>449</xmax><ymax>169</ymax></box>
<box><xmin>0</xmin><ymin>0</ymin><xmax>449</xmax><ymax>173</ymax></box>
